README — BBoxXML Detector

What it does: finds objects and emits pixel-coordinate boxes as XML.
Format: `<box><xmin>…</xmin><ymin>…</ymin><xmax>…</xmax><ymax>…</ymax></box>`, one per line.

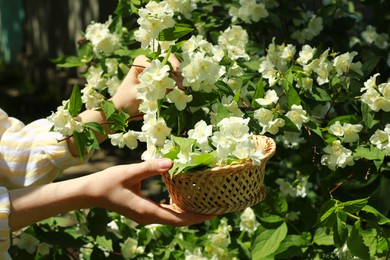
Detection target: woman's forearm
<box><xmin>8</xmin><ymin>175</ymin><xmax>95</xmax><ymax>231</ymax></box>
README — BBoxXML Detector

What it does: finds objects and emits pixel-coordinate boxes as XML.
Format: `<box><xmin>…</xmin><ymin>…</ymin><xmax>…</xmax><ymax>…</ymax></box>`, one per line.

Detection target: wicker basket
<box><xmin>161</xmin><ymin>135</ymin><xmax>276</xmax><ymax>215</ymax></box>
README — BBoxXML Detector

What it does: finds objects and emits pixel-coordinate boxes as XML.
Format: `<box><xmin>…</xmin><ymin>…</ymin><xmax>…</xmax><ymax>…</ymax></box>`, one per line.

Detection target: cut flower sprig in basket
<box><xmin>134</xmin><ymin>33</ymin><xmax>267</xmax><ymax>177</ymax></box>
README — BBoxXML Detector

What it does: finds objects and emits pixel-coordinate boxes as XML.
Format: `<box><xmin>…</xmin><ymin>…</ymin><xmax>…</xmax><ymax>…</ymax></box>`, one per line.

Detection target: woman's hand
<box><xmin>9</xmin><ymin>158</ymin><xmax>213</xmax><ymax>231</ymax></box>
<box><xmin>88</xmin><ymin>158</ymin><xmax>213</xmax><ymax>226</ymax></box>
<box><xmin>111</xmin><ymin>54</ymin><xmax>182</xmax><ymax>117</ymax></box>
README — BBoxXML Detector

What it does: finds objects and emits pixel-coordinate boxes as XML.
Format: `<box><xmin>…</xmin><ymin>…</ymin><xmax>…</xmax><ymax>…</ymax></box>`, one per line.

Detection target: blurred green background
<box><xmin>0</xmin><ymin>0</ymin><xmax>117</xmax><ymax>122</ymax></box>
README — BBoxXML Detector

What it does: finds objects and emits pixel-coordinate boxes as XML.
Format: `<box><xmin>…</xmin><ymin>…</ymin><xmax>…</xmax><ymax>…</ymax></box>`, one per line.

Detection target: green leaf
<box><xmin>361</xmin><ymin>102</ymin><xmax>377</xmax><ymax>129</ymax></box>
<box><xmin>347</xmin><ymin>222</ymin><xmax>370</xmax><ymax>260</ymax></box>
<box><xmin>191</xmin><ymin>153</ymin><xmax>217</xmax><ymax>167</ymax></box>
<box><xmin>361</xmin><ymin>54</ymin><xmax>381</xmax><ymax>76</ymax></box>
<box><xmin>251</xmin><ymin>222</ymin><xmax>288</xmax><ymax>259</ymax></box>
<box><xmin>77</xmin><ymin>42</ymin><xmax>94</xmax><ymax>63</ymax></box>
<box><xmin>73</xmin><ymin>131</ymin><xmax>88</xmax><ymax>158</ymax></box>
<box><xmin>279</xmin><ymin>115</ymin><xmax>300</xmax><ymax>132</ymax></box>
<box><xmin>307</xmin><ymin>87</ymin><xmax>332</xmax><ymax>101</ymax></box>
<box><xmin>215</xmin><ymin>80</ymin><xmax>234</xmax><ymax>96</ymax></box>
<box><xmin>313</xmin><ymin>227</ymin><xmax>333</xmax><ymax>246</ymax></box>
<box><xmin>252</xmin><ymin>78</ymin><xmax>265</xmax><ymax>107</ymax></box>
<box><xmin>84</xmin><ymin>122</ymin><xmax>105</xmax><ymax>135</ymax></box>
<box><xmin>304</xmin><ymin>119</ymin><xmax>323</xmax><ymax>139</ymax></box>
<box><xmin>158</xmin><ymin>23</ymin><xmax>194</xmax><ymax>41</ymax></box>
<box><xmin>259</xmin><ymin>214</ymin><xmax>285</xmax><ymax>224</ymax></box>
<box><xmin>361</xmin><ymin>205</ymin><xmax>390</xmax><ymax>225</ymax></box>
<box><xmin>96</xmin><ymin>236</ymin><xmax>113</xmax><ymax>251</ymax></box>
<box><xmin>215</xmin><ymin>102</ymin><xmax>232</xmax><ymax>125</ymax></box>
<box><xmin>86</xmin><ymin>130</ymin><xmax>101</xmax><ymax>152</ymax></box>
<box><xmin>68</xmin><ymin>85</ymin><xmax>83</xmax><ymax>117</ymax></box>
<box><xmin>101</xmin><ymin>101</ymin><xmax>117</xmax><ymax>119</ymax></box>
<box><xmin>340</xmin><ymin>197</ymin><xmax>369</xmax><ymax>214</ymax></box>
<box><xmin>318</xmin><ymin>199</ymin><xmax>337</xmax><ymax>227</ymax></box>
<box><xmin>280</xmin><ymin>70</ymin><xmax>300</xmax><ymax>107</ymax></box>
<box><xmin>354</xmin><ymin>146</ymin><xmax>386</xmax><ymax>169</ymax></box>
<box><xmin>327</xmin><ymin>114</ymin><xmax>361</xmax><ymax>126</ymax></box>
<box><xmin>333</xmin><ymin>211</ymin><xmax>348</xmax><ymax>247</ymax></box>
<box><xmin>273</xmin><ymin>234</ymin><xmax>308</xmax><ymax>259</ymax></box>
<box><xmin>57</xmin><ymin>56</ymin><xmax>84</xmax><ymax>68</ymax></box>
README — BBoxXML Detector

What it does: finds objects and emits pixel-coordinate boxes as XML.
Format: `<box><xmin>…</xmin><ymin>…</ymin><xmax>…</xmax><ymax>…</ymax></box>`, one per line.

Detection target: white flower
<box><xmin>361</xmin><ymin>73</ymin><xmax>380</xmax><ymax>92</ymax></box>
<box><xmin>135</xmin><ymin>1</ymin><xmax>175</xmax><ymax>49</ymax></box>
<box><xmin>205</xmin><ymin>218</ymin><xmax>232</xmax><ymax>258</ymax></box>
<box><xmin>258</xmin><ymin>57</ymin><xmax>278</xmax><ymax>86</ymax></box>
<box><xmin>321</xmin><ymin>140</ymin><xmax>355</xmax><ymax>171</ymax></box>
<box><xmin>144</xmin><ymin>224</ymin><xmax>164</xmax><ymax>240</ymax></box>
<box><xmin>285</xmin><ymin>104</ymin><xmax>309</xmax><ymax>130</ymax></box>
<box><xmin>142</xmin><ymin>117</ymin><xmax>172</xmax><ymax>147</ymax></box>
<box><xmin>239</xmin><ymin>207</ymin><xmax>259</xmax><ymax>234</ymax></box>
<box><xmin>232</xmin><ymin>139</ymin><xmax>256</xmax><ymax>160</ymax></box>
<box><xmin>276</xmin><ymin>172</ymin><xmax>311</xmax><ymax>198</ymax></box>
<box><xmin>297</xmin><ymin>45</ymin><xmax>316</xmax><ymax>65</ymax></box>
<box><xmin>218</xmin><ymin>25</ymin><xmax>249</xmax><ymax>60</ymax></box>
<box><xmin>165</xmin><ymin>0</ymin><xmax>197</xmax><ymax>19</ymax></box>
<box><xmin>229</xmin><ymin>0</ymin><xmax>268</xmax><ymax>23</ymax></box>
<box><xmin>85</xmin><ymin>18</ymin><xmax>121</xmax><ymax>55</ymax></box>
<box><xmin>361</xmin><ymin>88</ymin><xmax>381</xmax><ymax>111</ymax></box>
<box><xmin>211</xmin><ymin>131</ymin><xmax>234</xmax><ymax>162</ymax></box>
<box><xmin>342</xmin><ymin>123</ymin><xmax>363</xmax><ymax>143</ymax></box>
<box><xmin>175</xmin><ymin>142</ymin><xmax>195</xmax><ymax>165</ymax></box>
<box><xmin>361</xmin><ymin>79</ymin><xmax>390</xmax><ymax>112</ymax></box>
<box><xmin>188</xmin><ymin>120</ymin><xmax>212</xmax><ymax>146</ymax></box>
<box><xmin>329</xmin><ymin>121</ymin><xmax>344</xmax><ymax>137</ymax></box>
<box><xmin>184</xmin><ymin>248</ymin><xmax>208</xmax><ymax>260</ymax></box>
<box><xmin>86</xmin><ymin>66</ymin><xmax>106</xmax><ymax>91</ymax></box>
<box><xmin>296</xmin><ymin>77</ymin><xmax>313</xmax><ymax>92</ymax></box>
<box><xmin>221</xmin><ymin>96</ymin><xmax>244</xmax><ymax>116</ymax></box>
<box><xmin>138</xmin><ymin>62</ymin><xmax>176</xmax><ymax>101</ymax></box>
<box><xmin>16</xmin><ymin>233</ymin><xmax>40</xmax><ymax>254</ymax></box>
<box><xmin>47</xmin><ymin>101</ymin><xmax>84</xmax><ymax>136</ymax></box>
<box><xmin>217</xmin><ymin>117</ymin><xmax>250</xmax><ymax>143</ymax></box>
<box><xmin>275</xmin><ymin>178</ymin><xmax>295</xmax><ymax>197</ymax></box>
<box><xmin>120</xmin><ymin>237</ymin><xmax>144</xmax><ymax>260</ymax></box>
<box><xmin>306</xmin><ymin>15</ymin><xmax>323</xmax><ymax>39</ymax></box>
<box><xmin>81</xmin><ymin>86</ymin><xmax>105</xmax><ymax>110</ymax></box>
<box><xmin>280</xmin><ymin>44</ymin><xmax>296</xmax><ymax>61</ymax></box>
<box><xmin>166</xmin><ymin>87</ymin><xmax>193</xmax><ymax>111</ymax></box>
<box><xmin>276</xmin><ymin>131</ymin><xmax>305</xmax><ymax>149</ymax></box>
<box><xmin>286</xmin><ymin>211</ymin><xmax>301</xmax><ymax>222</ymax></box>
<box><xmin>107</xmin><ymin>220</ymin><xmax>119</xmax><ymax>231</ymax></box>
<box><xmin>181</xmin><ymin>51</ymin><xmax>223</xmax><ymax>92</ymax></box>
<box><xmin>263</xmin><ymin>118</ymin><xmax>285</xmax><ymax>135</ymax></box>
<box><xmin>106</xmin><ymin>76</ymin><xmax>121</xmax><ymax>97</ymax></box>
<box><xmin>105</xmin><ymin>58</ymin><xmax>118</xmax><ymax>74</ymax></box>
<box><xmin>109</xmin><ymin>130</ymin><xmax>139</xmax><ymax>149</ymax></box>
<box><xmin>134</xmin><ymin>28</ymin><xmax>152</xmax><ymax>49</ymax></box>
<box><xmin>370</xmin><ymin>125</ymin><xmax>390</xmax><ymax>154</ymax></box>
<box><xmin>37</xmin><ymin>243</ymin><xmax>52</xmax><ymax>256</ymax></box>
<box><xmin>361</xmin><ymin>25</ymin><xmax>378</xmax><ymax>44</ymax></box>
<box><xmin>334</xmin><ymin>243</ymin><xmax>360</xmax><ymax>260</ymax></box>
<box><xmin>253</xmin><ymin>107</ymin><xmax>274</xmax><ymax>125</ymax></box>
<box><xmin>333</xmin><ymin>51</ymin><xmax>357</xmax><ymax>76</ymax></box>
<box><xmin>255</xmin><ymin>89</ymin><xmax>279</xmax><ymax>106</ymax></box>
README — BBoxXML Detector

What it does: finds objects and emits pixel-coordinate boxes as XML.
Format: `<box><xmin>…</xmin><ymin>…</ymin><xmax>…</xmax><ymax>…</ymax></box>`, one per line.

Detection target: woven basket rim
<box><xmin>169</xmin><ymin>135</ymin><xmax>276</xmax><ymax>177</ymax></box>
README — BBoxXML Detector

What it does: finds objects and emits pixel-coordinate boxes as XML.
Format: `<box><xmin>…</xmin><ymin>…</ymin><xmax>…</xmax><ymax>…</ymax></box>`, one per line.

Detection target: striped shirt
<box><xmin>0</xmin><ymin>108</ymin><xmax>85</xmax><ymax>258</ymax></box>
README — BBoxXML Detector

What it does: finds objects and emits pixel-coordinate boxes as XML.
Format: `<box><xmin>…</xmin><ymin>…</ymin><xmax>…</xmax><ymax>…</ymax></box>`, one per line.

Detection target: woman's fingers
<box><xmin>126</xmin><ymin>197</ymin><xmax>214</xmax><ymax>226</ymax></box>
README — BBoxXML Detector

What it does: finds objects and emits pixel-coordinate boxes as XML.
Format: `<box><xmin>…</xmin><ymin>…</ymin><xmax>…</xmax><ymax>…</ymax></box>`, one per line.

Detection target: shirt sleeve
<box><xmin>0</xmin><ymin>187</ymin><xmax>11</xmax><ymax>260</ymax></box>
<box><xmin>0</xmin><ymin>108</ymin><xmax>89</xmax><ymax>189</ymax></box>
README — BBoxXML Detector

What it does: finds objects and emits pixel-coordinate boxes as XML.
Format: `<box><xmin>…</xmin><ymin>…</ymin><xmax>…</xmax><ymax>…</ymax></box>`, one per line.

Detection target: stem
<box><xmin>129</xmin><ymin>64</ymin><xmax>146</xmax><ymax>69</ymax></box>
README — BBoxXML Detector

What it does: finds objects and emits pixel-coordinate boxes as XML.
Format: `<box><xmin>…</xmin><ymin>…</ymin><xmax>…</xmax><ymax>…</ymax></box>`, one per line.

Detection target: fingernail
<box><xmin>159</xmin><ymin>159</ymin><xmax>172</xmax><ymax>170</ymax></box>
